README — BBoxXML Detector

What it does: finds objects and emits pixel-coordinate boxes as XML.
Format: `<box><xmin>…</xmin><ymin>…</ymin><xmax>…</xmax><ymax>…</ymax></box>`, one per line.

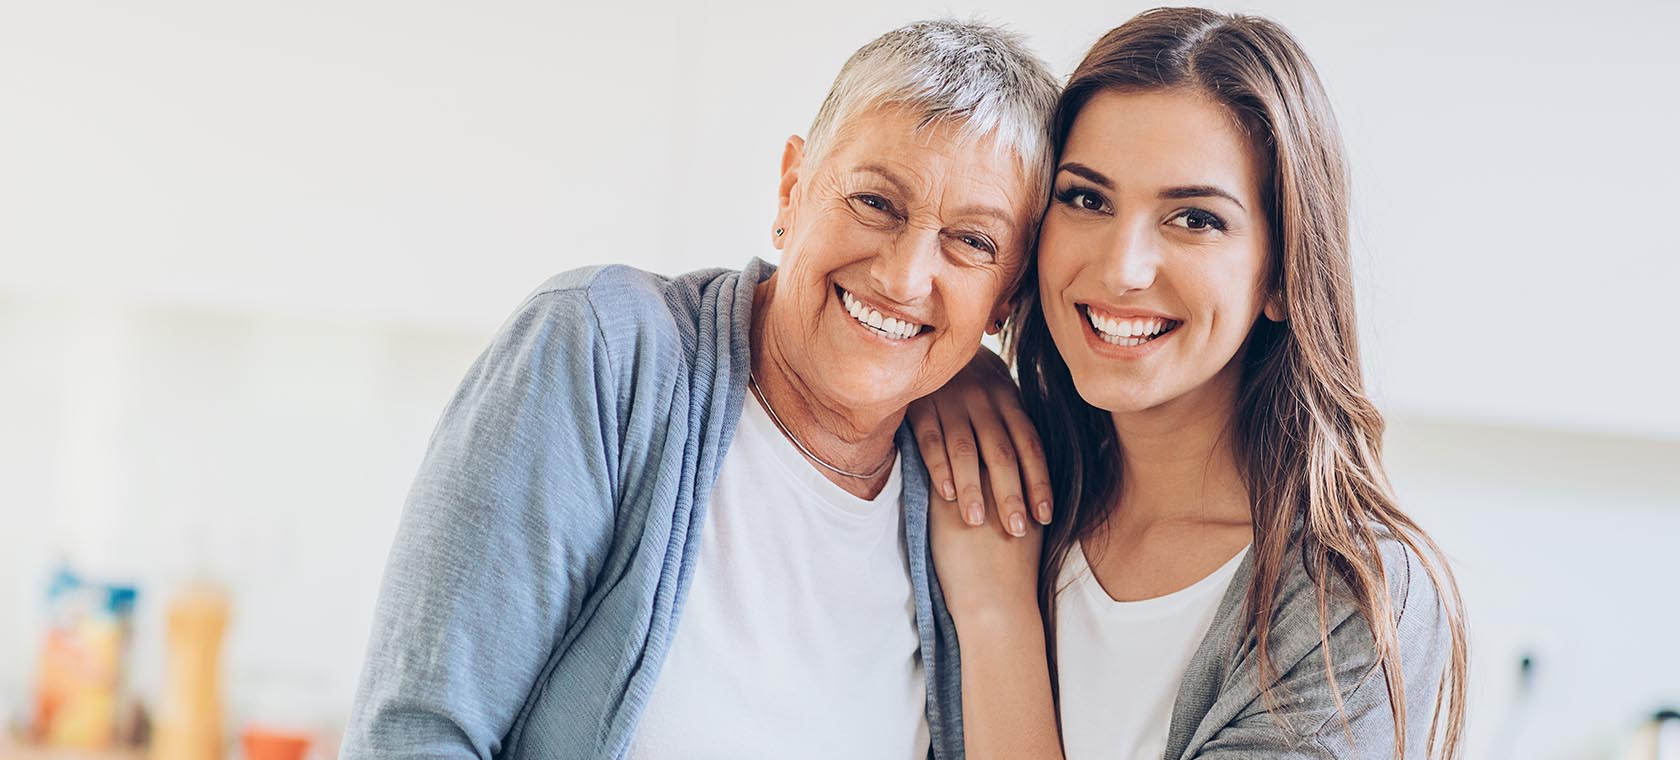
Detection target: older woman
<box><xmin>340</xmin><ymin>20</ymin><xmax>1058</xmax><ymax>760</ymax></box>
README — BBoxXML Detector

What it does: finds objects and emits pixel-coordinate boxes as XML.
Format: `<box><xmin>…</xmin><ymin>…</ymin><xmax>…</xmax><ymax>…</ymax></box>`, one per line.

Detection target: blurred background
<box><xmin>2</xmin><ymin>0</ymin><xmax>1676</xmax><ymax>758</ymax></box>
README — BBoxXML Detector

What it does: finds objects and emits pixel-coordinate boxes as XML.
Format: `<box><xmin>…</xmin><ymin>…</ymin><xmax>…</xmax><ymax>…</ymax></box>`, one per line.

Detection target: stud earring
<box><xmin>774</xmin><ymin>227</ymin><xmax>784</xmax><ymax>237</ymax></box>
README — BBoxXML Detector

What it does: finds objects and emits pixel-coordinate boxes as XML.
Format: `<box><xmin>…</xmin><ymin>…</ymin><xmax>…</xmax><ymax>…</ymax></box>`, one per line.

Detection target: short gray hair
<box><xmin>805</xmin><ymin>19</ymin><xmax>1060</xmax><ymax>227</ymax></box>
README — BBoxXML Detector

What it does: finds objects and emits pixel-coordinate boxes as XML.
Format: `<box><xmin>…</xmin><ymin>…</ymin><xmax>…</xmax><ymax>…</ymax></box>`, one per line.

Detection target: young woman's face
<box><xmin>1038</xmin><ymin>88</ymin><xmax>1279</xmax><ymax>416</ymax></box>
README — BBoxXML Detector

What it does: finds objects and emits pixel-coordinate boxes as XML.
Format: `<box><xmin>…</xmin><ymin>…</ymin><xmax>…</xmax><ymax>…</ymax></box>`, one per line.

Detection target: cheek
<box><xmin>1035</xmin><ymin>217</ymin><xmax>1097</xmax><ymax>291</ymax></box>
<box><xmin>924</xmin><ymin>275</ymin><xmax>1001</xmax><ymax>352</ymax></box>
<box><xmin>1033</xmin><ymin>238</ymin><xmax>1090</xmax><ymax>334</ymax></box>
<box><xmin>1187</xmin><ymin>259</ymin><xmax>1269</xmax><ymax>345</ymax></box>
<box><xmin>783</xmin><ymin>232</ymin><xmax>848</xmax><ymax>299</ymax></box>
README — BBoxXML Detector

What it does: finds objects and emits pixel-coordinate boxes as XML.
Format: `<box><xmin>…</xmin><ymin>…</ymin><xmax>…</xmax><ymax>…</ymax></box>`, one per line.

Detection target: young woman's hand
<box><xmin>927</xmin><ymin>470</ymin><xmax>1043</xmax><ymax>626</ymax></box>
<box><xmin>908</xmin><ymin>347</ymin><xmax>1052</xmax><ymax>538</ymax></box>
<box><xmin>927</xmin><ymin>469</ymin><xmax>1061</xmax><ymax>760</ymax></box>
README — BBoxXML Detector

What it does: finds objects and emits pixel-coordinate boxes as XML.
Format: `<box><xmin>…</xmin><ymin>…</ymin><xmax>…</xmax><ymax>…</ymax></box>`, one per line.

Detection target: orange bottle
<box><xmin>150</xmin><ymin>584</ymin><xmax>231</xmax><ymax>760</ymax></box>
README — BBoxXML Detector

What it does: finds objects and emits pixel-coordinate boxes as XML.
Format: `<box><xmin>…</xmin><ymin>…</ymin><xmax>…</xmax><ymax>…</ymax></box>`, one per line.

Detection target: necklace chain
<box><xmin>747</xmin><ymin>371</ymin><xmax>895</xmax><ymax>480</ymax></box>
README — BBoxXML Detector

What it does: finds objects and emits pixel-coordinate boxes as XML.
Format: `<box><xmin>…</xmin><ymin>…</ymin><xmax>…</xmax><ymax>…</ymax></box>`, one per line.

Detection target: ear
<box><xmin>772</xmin><ymin>135</ymin><xmax>805</xmax><ymax>249</ymax></box>
<box><xmin>985</xmin><ymin>301</ymin><xmax>1014</xmax><ymax>335</ymax></box>
<box><xmin>1263</xmin><ymin>289</ymin><xmax>1287</xmax><ymax>322</ymax></box>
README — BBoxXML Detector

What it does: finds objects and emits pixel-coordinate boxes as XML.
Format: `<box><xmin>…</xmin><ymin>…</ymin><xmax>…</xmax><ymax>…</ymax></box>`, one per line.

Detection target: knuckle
<box><xmin>949</xmin><ymin>438</ymin><xmax>978</xmax><ymax>459</ymax></box>
<box><xmin>989</xmin><ymin>443</ymin><xmax>1017</xmax><ymax>465</ymax></box>
<box><xmin>919</xmin><ymin>430</ymin><xmax>945</xmax><ymax>448</ymax></box>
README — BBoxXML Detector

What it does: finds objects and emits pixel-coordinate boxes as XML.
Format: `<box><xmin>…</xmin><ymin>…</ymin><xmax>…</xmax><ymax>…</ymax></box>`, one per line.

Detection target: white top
<box><xmin>627</xmin><ymin>393</ymin><xmax>930</xmax><ymax>759</ymax></box>
<box><xmin>1055</xmin><ymin>541</ymin><xmax>1249</xmax><ymax>760</ymax></box>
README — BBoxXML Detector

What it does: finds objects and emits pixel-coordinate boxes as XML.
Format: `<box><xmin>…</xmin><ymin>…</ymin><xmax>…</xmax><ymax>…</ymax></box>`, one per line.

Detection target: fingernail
<box><xmin>943</xmin><ymin>481</ymin><xmax>957</xmax><ymax>501</ymax></box>
<box><xmin>1009</xmin><ymin>514</ymin><xmax>1027</xmax><ymax>537</ymax></box>
<box><xmin>1035</xmin><ymin>501</ymin><xmax>1052</xmax><ymax>524</ymax></box>
<box><xmin>966</xmin><ymin>503</ymin><xmax>984</xmax><ymax>526</ymax></box>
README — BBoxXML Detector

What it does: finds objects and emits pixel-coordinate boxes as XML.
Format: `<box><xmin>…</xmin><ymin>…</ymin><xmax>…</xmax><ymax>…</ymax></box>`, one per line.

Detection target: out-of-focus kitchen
<box><xmin>3</xmin><ymin>2</ymin><xmax>1678</xmax><ymax>759</ymax></box>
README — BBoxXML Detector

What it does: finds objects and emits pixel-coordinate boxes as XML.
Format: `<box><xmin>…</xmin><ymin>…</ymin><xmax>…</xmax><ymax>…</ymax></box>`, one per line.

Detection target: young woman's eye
<box><xmin>1169</xmin><ymin>208</ymin><xmax>1227</xmax><ymax>232</ymax></box>
<box><xmin>1055</xmin><ymin>186</ymin><xmax>1110</xmax><ymax>214</ymax></box>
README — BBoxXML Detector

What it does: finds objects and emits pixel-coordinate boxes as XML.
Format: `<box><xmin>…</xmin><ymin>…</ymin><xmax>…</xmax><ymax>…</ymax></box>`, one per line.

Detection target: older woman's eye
<box><xmin>1055</xmin><ymin>186</ymin><xmax>1109</xmax><ymax>214</ymax></box>
<box><xmin>851</xmin><ymin>194</ymin><xmax>898</xmax><ymax>217</ymax></box>
<box><xmin>957</xmin><ymin>233</ymin><xmax>996</xmax><ymax>255</ymax></box>
<box><xmin>1168</xmin><ymin>208</ymin><xmax>1227</xmax><ymax>232</ymax></box>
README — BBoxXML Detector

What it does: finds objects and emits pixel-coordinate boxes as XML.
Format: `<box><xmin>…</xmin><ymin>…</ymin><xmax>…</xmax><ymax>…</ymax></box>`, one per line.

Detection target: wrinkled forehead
<box><xmin>818</xmin><ymin>106</ymin><xmax>1040</xmax><ymax>217</ymax></box>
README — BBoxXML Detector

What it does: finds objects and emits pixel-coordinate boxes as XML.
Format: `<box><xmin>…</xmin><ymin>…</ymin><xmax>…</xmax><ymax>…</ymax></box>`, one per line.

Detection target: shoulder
<box><xmin>1268</xmin><ymin>528</ymin><xmax>1451</xmax><ymax>641</ymax></box>
<box><xmin>1170</xmin><ymin>527</ymin><xmax>1457</xmax><ymax>750</ymax></box>
<box><xmin>518</xmin><ymin>264</ymin><xmax>680</xmax><ymax>343</ymax></box>
<box><xmin>500</xmin><ymin>263</ymin><xmax>749</xmax><ymax>373</ymax></box>
<box><xmin>1263</xmin><ymin>527</ymin><xmax>1451</xmax><ymax>659</ymax></box>
<box><xmin>1254</xmin><ymin>528</ymin><xmax>1455</xmax><ymax>731</ymax></box>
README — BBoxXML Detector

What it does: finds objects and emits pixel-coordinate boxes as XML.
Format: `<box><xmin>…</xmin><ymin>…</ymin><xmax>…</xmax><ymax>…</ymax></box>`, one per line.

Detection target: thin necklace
<box><xmin>747</xmin><ymin>370</ymin><xmax>895</xmax><ymax>480</ymax></box>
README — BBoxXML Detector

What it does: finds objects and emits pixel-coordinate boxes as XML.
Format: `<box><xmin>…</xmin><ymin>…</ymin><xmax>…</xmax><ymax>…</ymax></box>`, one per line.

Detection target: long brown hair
<box><xmin>1009</xmin><ymin>7</ymin><xmax>1468</xmax><ymax>757</ymax></box>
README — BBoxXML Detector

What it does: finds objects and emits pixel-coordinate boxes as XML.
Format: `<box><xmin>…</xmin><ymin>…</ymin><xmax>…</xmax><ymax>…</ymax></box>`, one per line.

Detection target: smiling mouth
<box><xmin>1081</xmin><ymin>306</ymin><xmax>1181</xmax><ymax>347</ymax></box>
<box><xmin>837</xmin><ymin>285</ymin><xmax>927</xmax><ymax>341</ymax></box>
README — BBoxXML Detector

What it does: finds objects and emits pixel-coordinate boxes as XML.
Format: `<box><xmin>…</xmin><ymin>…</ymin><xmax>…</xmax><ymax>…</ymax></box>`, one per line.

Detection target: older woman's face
<box><xmin>767</xmin><ymin>107</ymin><xmax>1035</xmax><ymax>417</ymax></box>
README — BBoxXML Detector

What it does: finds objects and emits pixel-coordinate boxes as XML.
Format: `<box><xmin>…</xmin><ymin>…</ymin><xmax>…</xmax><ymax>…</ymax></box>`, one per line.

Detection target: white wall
<box><xmin>1386</xmin><ymin>418</ymin><xmax>1680</xmax><ymax>758</ymax></box>
<box><xmin>3</xmin><ymin>0</ymin><xmax>1676</xmax><ymax>435</ymax></box>
<box><xmin>3</xmin><ymin>0</ymin><xmax>1677</xmax><ymax>755</ymax></box>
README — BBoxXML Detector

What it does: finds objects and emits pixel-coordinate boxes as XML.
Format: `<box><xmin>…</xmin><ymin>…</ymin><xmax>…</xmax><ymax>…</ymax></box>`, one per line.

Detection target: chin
<box><xmin>1068</xmin><ymin>372</ymin><xmax>1170</xmax><ymax>415</ymax></box>
<box><xmin>815</xmin><ymin>363</ymin><xmax>917</xmax><ymax>413</ymax></box>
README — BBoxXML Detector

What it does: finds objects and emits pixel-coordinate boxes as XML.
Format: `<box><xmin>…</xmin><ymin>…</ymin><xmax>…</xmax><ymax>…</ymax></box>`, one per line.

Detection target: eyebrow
<box><xmin>1057</xmin><ymin>162</ymin><xmax>1247</xmax><ymax>211</ymax></box>
<box><xmin>854</xmin><ymin>163</ymin><xmax>911</xmax><ymax>196</ymax></box>
<box><xmin>1159</xmin><ymin>185</ymin><xmax>1246</xmax><ymax>211</ymax></box>
<box><xmin>1058</xmin><ymin>162</ymin><xmax>1113</xmax><ymax>189</ymax></box>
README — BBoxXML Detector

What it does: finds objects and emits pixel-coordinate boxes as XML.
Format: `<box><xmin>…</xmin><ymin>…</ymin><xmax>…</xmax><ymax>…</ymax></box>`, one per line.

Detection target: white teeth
<box><xmin>839</xmin><ymin>287</ymin><xmax>923</xmax><ymax>340</ymax></box>
<box><xmin>1086</xmin><ymin>309</ymin><xmax>1175</xmax><ymax>345</ymax></box>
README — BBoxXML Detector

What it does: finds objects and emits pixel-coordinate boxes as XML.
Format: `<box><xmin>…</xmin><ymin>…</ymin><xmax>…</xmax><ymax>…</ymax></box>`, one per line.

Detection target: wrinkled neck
<box><xmin>750</xmin><ymin>277</ymin><xmax>900</xmax><ymax>498</ymax></box>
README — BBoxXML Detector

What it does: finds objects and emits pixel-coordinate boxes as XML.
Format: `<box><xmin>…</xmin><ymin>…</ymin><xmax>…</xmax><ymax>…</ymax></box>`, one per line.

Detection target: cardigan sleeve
<box><xmin>341</xmin><ymin>285</ymin><xmax>624</xmax><ymax>759</ymax></box>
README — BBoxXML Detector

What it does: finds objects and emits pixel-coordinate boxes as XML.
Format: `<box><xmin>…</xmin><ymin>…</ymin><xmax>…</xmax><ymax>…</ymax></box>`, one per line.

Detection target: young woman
<box><xmin>909</xmin><ymin>8</ymin><xmax>1468</xmax><ymax>759</ymax></box>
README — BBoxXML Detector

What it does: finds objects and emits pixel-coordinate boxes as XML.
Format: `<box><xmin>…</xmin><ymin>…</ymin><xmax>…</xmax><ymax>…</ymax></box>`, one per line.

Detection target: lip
<box><xmin>835</xmin><ymin>284</ymin><xmax>929</xmax><ymax>344</ymax></box>
<box><xmin>1075</xmin><ymin>303</ymin><xmax>1180</xmax><ymax>359</ymax></box>
<box><xmin>1080</xmin><ymin>302</ymin><xmax>1182</xmax><ymax>322</ymax></box>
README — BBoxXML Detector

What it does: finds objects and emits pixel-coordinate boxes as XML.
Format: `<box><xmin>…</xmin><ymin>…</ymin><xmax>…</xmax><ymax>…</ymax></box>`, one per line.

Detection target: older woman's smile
<box><xmin>839</xmin><ymin>285</ymin><xmax>928</xmax><ymax>341</ymax></box>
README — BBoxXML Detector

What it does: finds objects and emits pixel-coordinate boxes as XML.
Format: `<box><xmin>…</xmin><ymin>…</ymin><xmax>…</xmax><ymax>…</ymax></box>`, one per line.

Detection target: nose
<box><xmin>869</xmin><ymin>230</ymin><xmax>939</xmax><ymax>305</ymax></box>
<box><xmin>1098</xmin><ymin>221</ymin><xmax>1160</xmax><ymax>296</ymax></box>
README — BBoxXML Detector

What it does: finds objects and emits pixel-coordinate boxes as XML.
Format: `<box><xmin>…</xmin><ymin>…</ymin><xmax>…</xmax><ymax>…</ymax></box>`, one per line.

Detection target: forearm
<box><xmin>954</xmin><ymin>606</ymin><xmax>1063</xmax><ymax>760</ymax></box>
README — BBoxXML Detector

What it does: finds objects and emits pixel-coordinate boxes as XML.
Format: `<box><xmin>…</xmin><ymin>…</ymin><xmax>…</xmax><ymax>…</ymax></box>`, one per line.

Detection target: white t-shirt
<box><xmin>1055</xmin><ymin>541</ymin><xmax>1249</xmax><ymax>760</ymax></box>
<box><xmin>627</xmin><ymin>393</ymin><xmax>931</xmax><ymax>759</ymax></box>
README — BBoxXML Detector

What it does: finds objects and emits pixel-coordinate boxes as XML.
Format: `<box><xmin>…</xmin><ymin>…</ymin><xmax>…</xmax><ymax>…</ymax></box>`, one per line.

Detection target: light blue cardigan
<box><xmin>341</xmin><ymin>259</ymin><xmax>964</xmax><ymax>759</ymax></box>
